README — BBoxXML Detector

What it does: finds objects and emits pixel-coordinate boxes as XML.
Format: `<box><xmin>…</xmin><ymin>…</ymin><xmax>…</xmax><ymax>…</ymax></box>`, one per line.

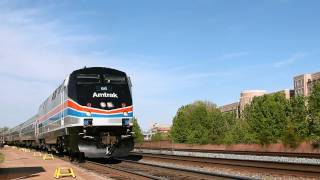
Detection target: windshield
<box><xmin>76</xmin><ymin>74</ymin><xmax>100</xmax><ymax>84</ymax></box>
<box><xmin>74</xmin><ymin>74</ymin><xmax>132</xmax><ymax>109</ymax></box>
<box><xmin>104</xmin><ymin>75</ymin><xmax>126</xmax><ymax>85</ymax></box>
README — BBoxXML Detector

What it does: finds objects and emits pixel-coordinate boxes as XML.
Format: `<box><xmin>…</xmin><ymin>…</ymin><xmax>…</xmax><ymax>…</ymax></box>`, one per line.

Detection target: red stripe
<box><xmin>67</xmin><ymin>100</ymin><xmax>133</xmax><ymax>114</ymax></box>
<box><xmin>37</xmin><ymin>99</ymin><xmax>133</xmax><ymax>123</ymax></box>
<box><xmin>38</xmin><ymin>101</ymin><xmax>67</xmax><ymax>122</ymax></box>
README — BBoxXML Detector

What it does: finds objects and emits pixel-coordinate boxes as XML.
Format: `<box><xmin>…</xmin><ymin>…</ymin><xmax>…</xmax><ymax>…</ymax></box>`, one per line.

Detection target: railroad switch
<box><xmin>43</xmin><ymin>153</ymin><xmax>54</xmax><ymax>160</ymax></box>
<box><xmin>54</xmin><ymin>167</ymin><xmax>76</xmax><ymax>179</ymax></box>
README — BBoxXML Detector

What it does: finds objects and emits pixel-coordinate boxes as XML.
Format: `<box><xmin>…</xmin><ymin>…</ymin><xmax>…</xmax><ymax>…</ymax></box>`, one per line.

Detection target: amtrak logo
<box><xmin>93</xmin><ymin>92</ymin><xmax>118</xmax><ymax>98</ymax></box>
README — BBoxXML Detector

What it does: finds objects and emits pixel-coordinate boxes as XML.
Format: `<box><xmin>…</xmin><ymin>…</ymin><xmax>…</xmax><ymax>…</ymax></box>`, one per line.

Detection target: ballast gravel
<box><xmin>139</xmin><ymin>157</ymin><xmax>319</xmax><ymax>180</ymax></box>
<box><xmin>134</xmin><ymin>149</ymin><xmax>320</xmax><ymax>165</ymax></box>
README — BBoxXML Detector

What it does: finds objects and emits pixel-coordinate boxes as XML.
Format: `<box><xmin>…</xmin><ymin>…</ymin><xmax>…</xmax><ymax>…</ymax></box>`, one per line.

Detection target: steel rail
<box><xmin>86</xmin><ymin>160</ymin><xmax>168</xmax><ymax>180</ymax></box>
<box><xmin>130</xmin><ymin>152</ymin><xmax>320</xmax><ymax>177</ymax></box>
<box><xmin>116</xmin><ymin>158</ymin><xmax>258</xmax><ymax>180</ymax></box>
<box><xmin>135</xmin><ymin>147</ymin><xmax>320</xmax><ymax>158</ymax></box>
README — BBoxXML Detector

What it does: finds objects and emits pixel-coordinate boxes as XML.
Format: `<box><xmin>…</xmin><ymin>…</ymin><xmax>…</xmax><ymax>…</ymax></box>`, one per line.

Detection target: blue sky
<box><xmin>0</xmin><ymin>0</ymin><xmax>320</xmax><ymax>130</ymax></box>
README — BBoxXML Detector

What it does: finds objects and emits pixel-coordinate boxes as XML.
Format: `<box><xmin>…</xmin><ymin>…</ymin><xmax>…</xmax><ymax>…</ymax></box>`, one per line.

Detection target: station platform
<box><xmin>0</xmin><ymin>146</ymin><xmax>108</xmax><ymax>180</ymax></box>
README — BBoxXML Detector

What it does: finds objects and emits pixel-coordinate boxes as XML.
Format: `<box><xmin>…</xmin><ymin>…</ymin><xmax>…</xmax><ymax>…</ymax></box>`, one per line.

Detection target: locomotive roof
<box><xmin>71</xmin><ymin>67</ymin><xmax>126</xmax><ymax>76</ymax></box>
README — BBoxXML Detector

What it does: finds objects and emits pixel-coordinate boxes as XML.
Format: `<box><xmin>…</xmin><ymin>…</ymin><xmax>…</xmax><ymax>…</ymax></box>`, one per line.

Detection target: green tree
<box><xmin>289</xmin><ymin>95</ymin><xmax>308</xmax><ymax>138</ymax></box>
<box><xmin>186</xmin><ymin>101</ymin><xmax>212</xmax><ymax>144</ymax></box>
<box><xmin>151</xmin><ymin>132</ymin><xmax>163</xmax><ymax>141</ymax></box>
<box><xmin>209</xmin><ymin>108</ymin><xmax>228</xmax><ymax>144</ymax></box>
<box><xmin>308</xmin><ymin>81</ymin><xmax>320</xmax><ymax>142</ymax></box>
<box><xmin>171</xmin><ymin>105</ymin><xmax>190</xmax><ymax>143</ymax></box>
<box><xmin>282</xmin><ymin>124</ymin><xmax>300</xmax><ymax>148</ymax></box>
<box><xmin>132</xmin><ymin>117</ymin><xmax>144</xmax><ymax>143</ymax></box>
<box><xmin>282</xmin><ymin>95</ymin><xmax>308</xmax><ymax>147</ymax></box>
<box><xmin>243</xmin><ymin>93</ymin><xmax>289</xmax><ymax>145</ymax></box>
<box><xmin>223</xmin><ymin>119</ymin><xmax>257</xmax><ymax>144</ymax></box>
<box><xmin>171</xmin><ymin>100</ymin><xmax>226</xmax><ymax>144</ymax></box>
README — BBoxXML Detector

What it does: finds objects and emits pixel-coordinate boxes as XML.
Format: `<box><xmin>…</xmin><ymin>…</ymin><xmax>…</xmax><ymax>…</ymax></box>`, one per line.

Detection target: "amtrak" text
<box><xmin>92</xmin><ymin>92</ymin><xmax>118</xmax><ymax>98</ymax></box>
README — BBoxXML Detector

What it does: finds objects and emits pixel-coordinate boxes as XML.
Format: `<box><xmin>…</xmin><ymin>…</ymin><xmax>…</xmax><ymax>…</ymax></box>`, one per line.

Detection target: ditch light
<box><xmin>122</xmin><ymin>118</ymin><xmax>130</xmax><ymax>126</ymax></box>
<box><xmin>84</xmin><ymin>118</ymin><xmax>93</xmax><ymax>126</ymax></box>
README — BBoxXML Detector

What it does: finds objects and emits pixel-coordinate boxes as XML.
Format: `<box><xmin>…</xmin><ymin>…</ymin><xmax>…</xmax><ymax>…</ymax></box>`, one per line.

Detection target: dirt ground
<box><xmin>0</xmin><ymin>146</ymin><xmax>110</xmax><ymax>180</ymax></box>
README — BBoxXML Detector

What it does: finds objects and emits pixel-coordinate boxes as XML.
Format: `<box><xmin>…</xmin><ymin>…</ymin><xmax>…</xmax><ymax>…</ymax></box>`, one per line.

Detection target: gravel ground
<box><xmin>134</xmin><ymin>149</ymin><xmax>320</xmax><ymax>165</ymax></box>
<box><xmin>139</xmin><ymin>158</ymin><xmax>320</xmax><ymax>180</ymax></box>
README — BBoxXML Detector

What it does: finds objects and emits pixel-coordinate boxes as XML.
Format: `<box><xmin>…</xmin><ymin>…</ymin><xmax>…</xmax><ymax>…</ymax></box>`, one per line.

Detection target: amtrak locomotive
<box><xmin>4</xmin><ymin>67</ymin><xmax>134</xmax><ymax>158</ymax></box>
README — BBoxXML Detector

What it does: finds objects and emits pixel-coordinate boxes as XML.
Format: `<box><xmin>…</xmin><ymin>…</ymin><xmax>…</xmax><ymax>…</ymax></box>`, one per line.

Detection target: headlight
<box><xmin>86</xmin><ymin>112</ymin><xmax>91</xmax><ymax>116</ymax></box>
<box><xmin>107</xmin><ymin>102</ymin><xmax>114</xmax><ymax>108</ymax></box>
<box><xmin>123</xmin><ymin>112</ymin><xmax>128</xmax><ymax>116</ymax></box>
<box><xmin>100</xmin><ymin>102</ymin><xmax>106</xmax><ymax>108</ymax></box>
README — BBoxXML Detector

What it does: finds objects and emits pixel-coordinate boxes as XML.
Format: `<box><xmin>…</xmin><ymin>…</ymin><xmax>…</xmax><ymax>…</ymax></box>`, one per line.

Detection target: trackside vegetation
<box><xmin>171</xmin><ymin>82</ymin><xmax>320</xmax><ymax>147</ymax></box>
<box><xmin>132</xmin><ymin>117</ymin><xmax>144</xmax><ymax>143</ymax></box>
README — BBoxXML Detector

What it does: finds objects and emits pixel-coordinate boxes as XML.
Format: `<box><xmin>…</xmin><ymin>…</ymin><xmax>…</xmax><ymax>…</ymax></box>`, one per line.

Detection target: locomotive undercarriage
<box><xmin>9</xmin><ymin>125</ymin><xmax>134</xmax><ymax>160</ymax></box>
<box><xmin>54</xmin><ymin>126</ymin><xmax>134</xmax><ymax>159</ymax></box>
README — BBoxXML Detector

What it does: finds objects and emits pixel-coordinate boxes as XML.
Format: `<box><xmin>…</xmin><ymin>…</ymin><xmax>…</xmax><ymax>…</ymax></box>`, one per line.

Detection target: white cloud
<box><xmin>184</xmin><ymin>72</ymin><xmax>233</xmax><ymax>79</ymax></box>
<box><xmin>0</xmin><ymin>4</ymin><xmax>230</xmax><ymax>130</ymax></box>
<box><xmin>273</xmin><ymin>52</ymin><xmax>306</xmax><ymax>68</ymax></box>
<box><xmin>219</xmin><ymin>51</ymin><xmax>249</xmax><ymax>60</ymax></box>
<box><xmin>0</xmin><ymin>5</ymin><xmax>117</xmax><ymax>127</ymax></box>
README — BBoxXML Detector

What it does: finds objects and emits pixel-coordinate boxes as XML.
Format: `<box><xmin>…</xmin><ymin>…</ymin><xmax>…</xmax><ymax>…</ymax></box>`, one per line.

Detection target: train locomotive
<box><xmin>3</xmin><ymin>67</ymin><xmax>134</xmax><ymax>158</ymax></box>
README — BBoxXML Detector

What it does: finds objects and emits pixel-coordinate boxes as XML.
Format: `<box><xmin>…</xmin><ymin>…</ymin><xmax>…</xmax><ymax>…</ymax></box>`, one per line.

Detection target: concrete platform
<box><xmin>0</xmin><ymin>146</ymin><xmax>109</xmax><ymax>180</ymax></box>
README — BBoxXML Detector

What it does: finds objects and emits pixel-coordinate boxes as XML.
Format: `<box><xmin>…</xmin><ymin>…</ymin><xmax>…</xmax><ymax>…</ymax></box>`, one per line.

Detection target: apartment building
<box><xmin>219</xmin><ymin>71</ymin><xmax>319</xmax><ymax>118</ymax></box>
<box><xmin>294</xmin><ymin>72</ymin><xmax>320</xmax><ymax>96</ymax></box>
<box><xmin>219</xmin><ymin>102</ymin><xmax>240</xmax><ymax>118</ymax></box>
<box><xmin>294</xmin><ymin>73</ymin><xmax>312</xmax><ymax>96</ymax></box>
<box><xmin>219</xmin><ymin>90</ymin><xmax>267</xmax><ymax>118</ymax></box>
<box><xmin>239</xmin><ymin>90</ymin><xmax>267</xmax><ymax>112</ymax></box>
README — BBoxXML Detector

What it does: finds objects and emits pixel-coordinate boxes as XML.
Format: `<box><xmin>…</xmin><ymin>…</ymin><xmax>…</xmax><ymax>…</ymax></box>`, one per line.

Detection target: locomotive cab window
<box><xmin>104</xmin><ymin>75</ymin><xmax>126</xmax><ymax>84</ymax></box>
<box><xmin>76</xmin><ymin>74</ymin><xmax>100</xmax><ymax>84</ymax></box>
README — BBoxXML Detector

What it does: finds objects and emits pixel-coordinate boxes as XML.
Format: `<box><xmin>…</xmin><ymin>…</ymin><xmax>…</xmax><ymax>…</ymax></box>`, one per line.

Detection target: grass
<box><xmin>0</xmin><ymin>152</ymin><xmax>4</xmax><ymax>163</ymax></box>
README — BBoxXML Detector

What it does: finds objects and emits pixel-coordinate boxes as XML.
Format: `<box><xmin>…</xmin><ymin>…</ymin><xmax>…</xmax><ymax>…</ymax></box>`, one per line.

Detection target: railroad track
<box><xmin>135</xmin><ymin>147</ymin><xmax>320</xmax><ymax>159</ymax></box>
<box><xmin>56</xmin><ymin>154</ymin><xmax>255</xmax><ymax>180</ymax></box>
<box><xmin>113</xmin><ymin>158</ymin><xmax>256</xmax><ymax>180</ymax></box>
<box><xmin>26</xmin><ymin>148</ymin><xmax>320</xmax><ymax>179</ymax></box>
<box><xmin>129</xmin><ymin>152</ymin><xmax>320</xmax><ymax>179</ymax></box>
